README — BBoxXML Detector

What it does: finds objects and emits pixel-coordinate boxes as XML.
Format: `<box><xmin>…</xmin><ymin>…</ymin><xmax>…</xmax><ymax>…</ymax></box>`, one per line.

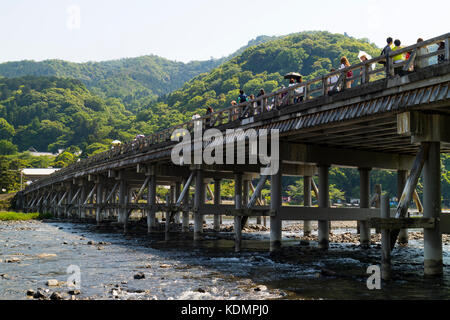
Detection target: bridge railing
<box><xmin>24</xmin><ymin>32</ymin><xmax>450</xmax><ymax>192</ymax></box>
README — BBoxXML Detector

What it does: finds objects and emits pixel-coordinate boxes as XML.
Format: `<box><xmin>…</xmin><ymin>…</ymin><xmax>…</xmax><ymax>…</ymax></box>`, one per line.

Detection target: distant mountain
<box><xmin>0</xmin><ymin>36</ymin><xmax>277</xmax><ymax>112</ymax></box>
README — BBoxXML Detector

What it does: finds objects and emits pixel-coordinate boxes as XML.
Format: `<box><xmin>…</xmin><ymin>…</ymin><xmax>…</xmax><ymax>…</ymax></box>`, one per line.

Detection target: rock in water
<box><xmin>26</xmin><ymin>289</ymin><xmax>35</xmax><ymax>296</ymax></box>
<box><xmin>196</xmin><ymin>288</ymin><xmax>206</xmax><ymax>293</ymax></box>
<box><xmin>134</xmin><ymin>272</ymin><xmax>145</xmax><ymax>280</ymax></box>
<box><xmin>50</xmin><ymin>292</ymin><xmax>63</xmax><ymax>300</ymax></box>
<box><xmin>68</xmin><ymin>289</ymin><xmax>81</xmax><ymax>295</ymax></box>
<box><xmin>37</xmin><ymin>253</ymin><xmax>57</xmax><ymax>259</ymax></box>
<box><xmin>33</xmin><ymin>290</ymin><xmax>46</xmax><ymax>299</ymax></box>
<box><xmin>46</xmin><ymin>279</ymin><xmax>59</xmax><ymax>286</ymax></box>
<box><xmin>254</xmin><ymin>285</ymin><xmax>267</xmax><ymax>292</ymax></box>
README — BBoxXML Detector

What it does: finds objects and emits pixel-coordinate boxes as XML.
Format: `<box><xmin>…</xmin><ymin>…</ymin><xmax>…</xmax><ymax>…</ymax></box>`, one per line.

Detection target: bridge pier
<box><xmin>194</xmin><ymin>168</ymin><xmax>205</xmax><ymax>242</ymax></box>
<box><xmin>118</xmin><ymin>177</ymin><xmax>127</xmax><ymax>225</ymax></box>
<box><xmin>243</xmin><ymin>179</ymin><xmax>250</xmax><ymax>228</ymax></box>
<box><xmin>270</xmin><ymin>169</ymin><xmax>282</xmax><ymax>252</ymax></box>
<box><xmin>182</xmin><ymin>178</ymin><xmax>190</xmax><ymax>232</ymax></box>
<box><xmin>174</xmin><ymin>182</ymin><xmax>181</xmax><ymax>224</ymax></box>
<box><xmin>303</xmin><ymin>175</ymin><xmax>312</xmax><ymax>237</ymax></box>
<box><xmin>318</xmin><ymin>165</ymin><xmax>330</xmax><ymax>250</ymax></box>
<box><xmin>359</xmin><ymin>168</ymin><xmax>371</xmax><ymax>248</ymax></box>
<box><xmin>423</xmin><ymin>141</ymin><xmax>443</xmax><ymax>276</ymax></box>
<box><xmin>397</xmin><ymin>170</ymin><xmax>409</xmax><ymax>245</ymax></box>
<box><xmin>96</xmin><ymin>181</ymin><xmax>103</xmax><ymax>225</ymax></box>
<box><xmin>65</xmin><ymin>187</ymin><xmax>72</xmax><ymax>218</ymax></box>
<box><xmin>147</xmin><ymin>171</ymin><xmax>157</xmax><ymax>234</ymax></box>
<box><xmin>78</xmin><ymin>181</ymin><xmax>86</xmax><ymax>220</ymax></box>
<box><xmin>213</xmin><ymin>179</ymin><xmax>221</xmax><ymax>232</ymax></box>
<box><xmin>234</xmin><ymin>173</ymin><xmax>243</xmax><ymax>252</ymax></box>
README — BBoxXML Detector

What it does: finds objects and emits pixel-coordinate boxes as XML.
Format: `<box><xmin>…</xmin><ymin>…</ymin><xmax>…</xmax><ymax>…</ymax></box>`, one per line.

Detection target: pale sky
<box><xmin>0</xmin><ymin>0</ymin><xmax>449</xmax><ymax>63</ymax></box>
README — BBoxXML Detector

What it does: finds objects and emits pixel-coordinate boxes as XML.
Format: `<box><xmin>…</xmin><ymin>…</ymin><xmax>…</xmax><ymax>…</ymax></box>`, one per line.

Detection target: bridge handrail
<box><xmin>23</xmin><ymin>32</ymin><xmax>450</xmax><ymax>192</ymax></box>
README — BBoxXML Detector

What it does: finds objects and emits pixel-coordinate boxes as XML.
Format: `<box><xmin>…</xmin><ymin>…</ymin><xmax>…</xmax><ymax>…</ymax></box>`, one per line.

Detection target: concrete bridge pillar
<box><xmin>213</xmin><ymin>179</ymin><xmax>221</xmax><ymax>232</ymax></box>
<box><xmin>318</xmin><ymin>165</ymin><xmax>330</xmax><ymax>250</ymax></box>
<box><xmin>423</xmin><ymin>141</ymin><xmax>443</xmax><ymax>276</ymax></box>
<box><xmin>270</xmin><ymin>169</ymin><xmax>282</xmax><ymax>252</ymax></box>
<box><xmin>194</xmin><ymin>168</ymin><xmax>205</xmax><ymax>242</ymax></box>
<box><xmin>147</xmin><ymin>173</ymin><xmax>157</xmax><ymax>233</ymax></box>
<box><xmin>359</xmin><ymin>168</ymin><xmax>371</xmax><ymax>248</ymax></box>
<box><xmin>243</xmin><ymin>179</ymin><xmax>250</xmax><ymax>228</ymax></box>
<box><xmin>118</xmin><ymin>178</ymin><xmax>127</xmax><ymax>224</ymax></box>
<box><xmin>124</xmin><ymin>187</ymin><xmax>134</xmax><ymax>234</ymax></box>
<box><xmin>174</xmin><ymin>182</ymin><xmax>181</xmax><ymax>224</ymax></box>
<box><xmin>65</xmin><ymin>187</ymin><xmax>72</xmax><ymax>218</ymax></box>
<box><xmin>397</xmin><ymin>170</ymin><xmax>409</xmax><ymax>245</ymax></box>
<box><xmin>182</xmin><ymin>178</ymin><xmax>190</xmax><ymax>233</ymax></box>
<box><xmin>303</xmin><ymin>175</ymin><xmax>312</xmax><ymax>237</ymax></box>
<box><xmin>96</xmin><ymin>182</ymin><xmax>103</xmax><ymax>225</ymax></box>
<box><xmin>78</xmin><ymin>183</ymin><xmax>86</xmax><ymax>220</ymax></box>
<box><xmin>234</xmin><ymin>173</ymin><xmax>243</xmax><ymax>252</ymax></box>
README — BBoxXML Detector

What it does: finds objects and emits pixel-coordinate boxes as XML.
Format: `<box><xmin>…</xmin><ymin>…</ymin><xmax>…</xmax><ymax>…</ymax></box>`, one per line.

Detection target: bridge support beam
<box><xmin>118</xmin><ymin>178</ymin><xmax>127</xmax><ymax>225</ymax></box>
<box><xmin>318</xmin><ymin>165</ymin><xmax>330</xmax><ymax>250</ymax></box>
<box><xmin>381</xmin><ymin>195</ymin><xmax>391</xmax><ymax>280</ymax></box>
<box><xmin>182</xmin><ymin>178</ymin><xmax>190</xmax><ymax>233</ymax></box>
<box><xmin>194</xmin><ymin>168</ymin><xmax>205</xmax><ymax>242</ymax></box>
<box><xmin>78</xmin><ymin>182</ymin><xmax>86</xmax><ymax>220</ymax></box>
<box><xmin>397</xmin><ymin>170</ymin><xmax>409</xmax><ymax>245</ymax></box>
<box><xmin>214</xmin><ymin>179</ymin><xmax>221</xmax><ymax>232</ymax></box>
<box><xmin>65</xmin><ymin>187</ymin><xmax>72</xmax><ymax>218</ymax></box>
<box><xmin>270</xmin><ymin>169</ymin><xmax>282</xmax><ymax>252</ymax></box>
<box><xmin>423</xmin><ymin>141</ymin><xmax>443</xmax><ymax>276</ymax></box>
<box><xmin>242</xmin><ymin>179</ymin><xmax>250</xmax><ymax>228</ymax></box>
<box><xmin>359</xmin><ymin>168</ymin><xmax>371</xmax><ymax>248</ymax></box>
<box><xmin>174</xmin><ymin>182</ymin><xmax>181</xmax><ymax>224</ymax></box>
<box><xmin>303</xmin><ymin>175</ymin><xmax>312</xmax><ymax>237</ymax></box>
<box><xmin>234</xmin><ymin>173</ymin><xmax>243</xmax><ymax>252</ymax></box>
<box><xmin>96</xmin><ymin>182</ymin><xmax>103</xmax><ymax>225</ymax></box>
<box><xmin>147</xmin><ymin>172</ymin><xmax>157</xmax><ymax>234</ymax></box>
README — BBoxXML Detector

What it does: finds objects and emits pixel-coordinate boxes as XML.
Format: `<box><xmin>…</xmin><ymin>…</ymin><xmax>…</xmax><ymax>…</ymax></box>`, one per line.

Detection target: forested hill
<box><xmin>163</xmin><ymin>31</ymin><xmax>380</xmax><ymax>113</ymax></box>
<box><xmin>0</xmin><ymin>35</ymin><xmax>276</xmax><ymax>112</ymax></box>
<box><xmin>0</xmin><ymin>56</ymin><xmax>220</xmax><ymax>112</ymax></box>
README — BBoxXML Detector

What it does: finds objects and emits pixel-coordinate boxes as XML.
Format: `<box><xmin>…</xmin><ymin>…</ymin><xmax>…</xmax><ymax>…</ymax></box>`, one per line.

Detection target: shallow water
<box><xmin>1</xmin><ymin>220</ymin><xmax>450</xmax><ymax>300</ymax></box>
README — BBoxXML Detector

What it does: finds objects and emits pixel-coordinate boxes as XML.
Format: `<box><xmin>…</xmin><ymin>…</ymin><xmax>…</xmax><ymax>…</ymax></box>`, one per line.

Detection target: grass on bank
<box><xmin>0</xmin><ymin>211</ymin><xmax>53</xmax><ymax>221</ymax></box>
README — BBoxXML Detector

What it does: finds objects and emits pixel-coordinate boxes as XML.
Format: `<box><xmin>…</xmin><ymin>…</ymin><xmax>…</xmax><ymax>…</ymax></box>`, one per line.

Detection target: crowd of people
<box><xmin>189</xmin><ymin>36</ymin><xmax>447</xmax><ymax>127</ymax></box>
<box><xmin>112</xmin><ymin>36</ymin><xmax>447</xmax><ymax>150</ymax></box>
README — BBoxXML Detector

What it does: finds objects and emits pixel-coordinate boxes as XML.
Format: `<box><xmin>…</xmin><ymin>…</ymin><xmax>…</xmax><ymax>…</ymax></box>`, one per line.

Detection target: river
<box><xmin>1</xmin><ymin>219</ymin><xmax>450</xmax><ymax>300</ymax></box>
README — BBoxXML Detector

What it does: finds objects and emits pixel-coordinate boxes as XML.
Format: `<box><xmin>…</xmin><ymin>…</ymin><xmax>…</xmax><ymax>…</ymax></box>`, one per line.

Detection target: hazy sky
<box><xmin>0</xmin><ymin>0</ymin><xmax>448</xmax><ymax>63</ymax></box>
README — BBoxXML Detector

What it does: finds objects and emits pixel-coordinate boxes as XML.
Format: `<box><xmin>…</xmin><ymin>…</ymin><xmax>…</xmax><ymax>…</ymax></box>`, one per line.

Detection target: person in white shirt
<box><xmin>327</xmin><ymin>68</ymin><xmax>339</xmax><ymax>93</ymax></box>
<box><xmin>294</xmin><ymin>77</ymin><xmax>304</xmax><ymax>102</ymax></box>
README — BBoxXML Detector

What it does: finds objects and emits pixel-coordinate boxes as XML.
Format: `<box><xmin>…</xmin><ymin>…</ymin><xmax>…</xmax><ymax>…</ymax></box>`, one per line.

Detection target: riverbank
<box><xmin>0</xmin><ymin>211</ymin><xmax>52</xmax><ymax>221</ymax></box>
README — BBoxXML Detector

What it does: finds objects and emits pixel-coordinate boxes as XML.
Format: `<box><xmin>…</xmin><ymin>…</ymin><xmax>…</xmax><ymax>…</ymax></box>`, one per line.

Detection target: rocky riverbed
<box><xmin>2</xmin><ymin>219</ymin><xmax>450</xmax><ymax>300</ymax></box>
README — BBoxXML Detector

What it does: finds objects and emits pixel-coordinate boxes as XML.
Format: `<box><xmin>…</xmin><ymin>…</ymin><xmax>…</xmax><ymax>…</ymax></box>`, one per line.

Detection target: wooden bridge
<box><xmin>16</xmin><ymin>32</ymin><xmax>450</xmax><ymax>278</ymax></box>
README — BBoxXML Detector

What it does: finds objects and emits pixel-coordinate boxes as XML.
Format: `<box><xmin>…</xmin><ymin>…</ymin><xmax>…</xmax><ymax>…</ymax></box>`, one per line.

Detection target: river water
<box><xmin>1</xmin><ymin>220</ymin><xmax>450</xmax><ymax>300</ymax></box>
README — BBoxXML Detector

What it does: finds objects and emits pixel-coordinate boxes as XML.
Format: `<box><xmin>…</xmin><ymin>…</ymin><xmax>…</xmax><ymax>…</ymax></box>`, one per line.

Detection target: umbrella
<box><xmin>284</xmin><ymin>72</ymin><xmax>302</xmax><ymax>80</ymax></box>
<box><xmin>111</xmin><ymin>140</ymin><xmax>121</xmax><ymax>145</ymax></box>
